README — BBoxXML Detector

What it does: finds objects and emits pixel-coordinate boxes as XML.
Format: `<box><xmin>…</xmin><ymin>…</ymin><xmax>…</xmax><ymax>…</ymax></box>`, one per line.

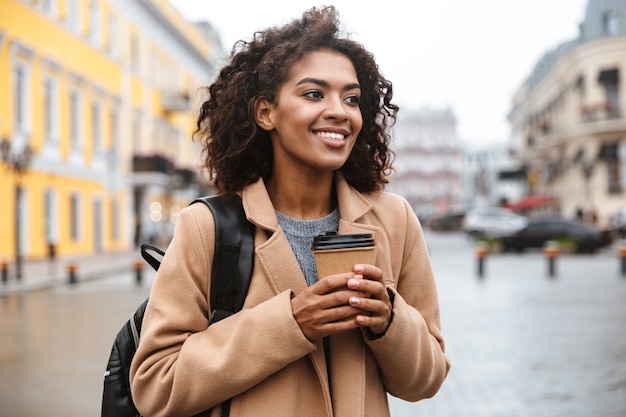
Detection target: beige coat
<box><xmin>130</xmin><ymin>176</ymin><xmax>450</xmax><ymax>417</ymax></box>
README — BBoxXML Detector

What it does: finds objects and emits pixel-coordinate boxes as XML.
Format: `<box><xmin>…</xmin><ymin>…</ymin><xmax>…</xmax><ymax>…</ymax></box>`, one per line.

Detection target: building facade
<box><xmin>388</xmin><ymin>107</ymin><xmax>463</xmax><ymax>217</ymax></box>
<box><xmin>461</xmin><ymin>142</ymin><xmax>526</xmax><ymax>210</ymax></box>
<box><xmin>508</xmin><ymin>0</ymin><xmax>626</xmax><ymax>227</ymax></box>
<box><xmin>0</xmin><ymin>0</ymin><xmax>221</xmax><ymax>270</ymax></box>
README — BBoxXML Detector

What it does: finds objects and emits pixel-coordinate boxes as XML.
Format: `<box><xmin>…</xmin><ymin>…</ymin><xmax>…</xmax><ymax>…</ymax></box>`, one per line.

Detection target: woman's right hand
<box><xmin>290</xmin><ymin>273</ymin><xmax>368</xmax><ymax>341</ymax></box>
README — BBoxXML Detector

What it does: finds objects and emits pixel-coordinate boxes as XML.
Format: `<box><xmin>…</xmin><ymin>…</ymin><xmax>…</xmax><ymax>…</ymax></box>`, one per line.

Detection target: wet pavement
<box><xmin>1</xmin><ymin>233</ymin><xmax>625</xmax><ymax>416</ymax></box>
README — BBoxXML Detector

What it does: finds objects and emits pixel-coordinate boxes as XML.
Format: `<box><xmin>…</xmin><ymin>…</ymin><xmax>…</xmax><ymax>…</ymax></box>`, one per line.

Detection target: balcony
<box><xmin>580</xmin><ymin>101</ymin><xmax>621</xmax><ymax>122</ymax></box>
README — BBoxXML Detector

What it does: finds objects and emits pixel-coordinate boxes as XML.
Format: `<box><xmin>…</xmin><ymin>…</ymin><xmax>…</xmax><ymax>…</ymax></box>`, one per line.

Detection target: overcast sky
<box><xmin>169</xmin><ymin>0</ymin><xmax>589</xmax><ymax>146</ymax></box>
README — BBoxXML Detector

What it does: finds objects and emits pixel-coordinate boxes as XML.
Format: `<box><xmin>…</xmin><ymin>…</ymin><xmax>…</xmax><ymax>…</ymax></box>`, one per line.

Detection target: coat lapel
<box><xmin>241</xmin><ymin>177</ymin><xmax>382</xmax><ymax>415</ymax></box>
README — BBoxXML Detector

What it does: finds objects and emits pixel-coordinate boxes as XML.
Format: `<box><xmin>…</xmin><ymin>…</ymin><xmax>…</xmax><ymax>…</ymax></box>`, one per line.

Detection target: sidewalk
<box><xmin>0</xmin><ymin>249</ymin><xmax>147</xmax><ymax>294</ymax></box>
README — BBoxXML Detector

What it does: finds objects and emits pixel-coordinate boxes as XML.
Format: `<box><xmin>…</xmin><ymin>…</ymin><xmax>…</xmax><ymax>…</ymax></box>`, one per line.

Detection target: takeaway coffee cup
<box><xmin>312</xmin><ymin>232</ymin><xmax>375</xmax><ymax>279</ymax></box>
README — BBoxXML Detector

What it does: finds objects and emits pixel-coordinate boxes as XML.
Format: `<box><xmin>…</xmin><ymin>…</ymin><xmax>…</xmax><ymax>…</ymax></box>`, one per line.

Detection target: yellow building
<box><xmin>508</xmin><ymin>0</ymin><xmax>626</xmax><ymax>227</ymax></box>
<box><xmin>0</xmin><ymin>0</ymin><xmax>221</xmax><ymax>276</ymax></box>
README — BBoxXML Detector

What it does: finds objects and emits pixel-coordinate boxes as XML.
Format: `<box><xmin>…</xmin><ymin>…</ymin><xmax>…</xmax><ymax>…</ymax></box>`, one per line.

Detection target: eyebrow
<box><xmin>295</xmin><ymin>77</ymin><xmax>360</xmax><ymax>91</ymax></box>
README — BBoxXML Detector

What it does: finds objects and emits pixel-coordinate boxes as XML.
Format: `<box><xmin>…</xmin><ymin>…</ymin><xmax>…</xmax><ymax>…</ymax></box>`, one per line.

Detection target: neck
<box><xmin>267</xmin><ymin>171</ymin><xmax>337</xmax><ymax>219</ymax></box>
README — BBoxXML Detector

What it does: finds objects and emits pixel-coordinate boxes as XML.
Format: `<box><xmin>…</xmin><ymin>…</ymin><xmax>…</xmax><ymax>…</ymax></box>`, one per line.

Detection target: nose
<box><xmin>323</xmin><ymin>96</ymin><xmax>349</xmax><ymax>120</ymax></box>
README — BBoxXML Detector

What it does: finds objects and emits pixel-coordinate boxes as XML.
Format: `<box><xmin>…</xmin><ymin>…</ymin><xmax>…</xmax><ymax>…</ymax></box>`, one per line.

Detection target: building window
<box><xmin>11</xmin><ymin>43</ymin><xmax>34</xmax><ymax>146</ymax></box>
<box><xmin>70</xmin><ymin>193</ymin><xmax>80</xmax><ymax>240</ymax></box>
<box><xmin>13</xmin><ymin>65</ymin><xmax>26</xmax><ymax>133</ymax></box>
<box><xmin>43</xmin><ymin>77</ymin><xmax>59</xmax><ymax>145</ymax></box>
<box><xmin>130</xmin><ymin>34</ymin><xmax>140</xmax><ymax>72</ymax></box>
<box><xmin>66</xmin><ymin>0</ymin><xmax>79</xmax><ymax>33</ymax></box>
<box><xmin>106</xmin><ymin>14</ymin><xmax>117</xmax><ymax>56</ymax></box>
<box><xmin>598</xmin><ymin>69</ymin><xmax>620</xmax><ymax>117</ymax></box>
<box><xmin>111</xmin><ymin>200</ymin><xmax>119</xmax><ymax>241</ymax></box>
<box><xmin>603</xmin><ymin>10</ymin><xmax>620</xmax><ymax>36</ymax></box>
<box><xmin>41</xmin><ymin>0</ymin><xmax>55</xmax><ymax>17</ymax></box>
<box><xmin>607</xmin><ymin>159</ymin><xmax>622</xmax><ymax>194</ymax></box>
<box><xmin>89</xmin><ymin>0</ymin><xmax>100</xmax><ymax>46</ymax></box>
<box><xmin>69</xmin><ymin>91</ymin><xmax>81</xmax><ymax>150</ymax></box>
<box><xmin>45</xmin><ymin>189</ymin><xmax>59</xmax><ymax>247</ymax></box>
<box><xmin>109</xmin><ymin>109</ymin><xmax>118</xmax><ymax>154</ymax></box>
<box><xmin>91</xmin><ymin>101</ymin><xmax>102</xmax><ymax>152</ymax></box>
<box><xmin>598</xmin><ymin>144</ymin><xmax>622</xmax><ymax>194</ymax></box>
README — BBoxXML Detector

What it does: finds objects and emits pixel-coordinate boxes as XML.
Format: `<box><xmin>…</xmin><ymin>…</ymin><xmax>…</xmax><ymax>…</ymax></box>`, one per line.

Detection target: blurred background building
<box><xmin>508</xmin><ymin>0</ymin><xmax>626</xmax><ymax>228</ymax></box>
<box><xmin>388</xmin><ymin>107</ymin><xmax>463</xmax><ymax>217</ymax></box>
<box><xmin>391</xmin><ymin>0</ymin><xmax>625</xmax><ymax>232</ymax></box>
<box><xmin>1</xmin><ymin>0</ymin><xmax>625</xmax><ymax>271</ymax></box>
<box><xmin>0</xmin><ymin>0</ymin><xmax>223</xmax><ymax>273</ymax></box>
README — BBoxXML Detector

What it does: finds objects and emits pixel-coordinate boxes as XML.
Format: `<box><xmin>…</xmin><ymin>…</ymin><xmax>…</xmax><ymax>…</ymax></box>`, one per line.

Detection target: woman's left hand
<box><xmin>347</xmin><ymin>264</ymin><xmax>392</xmax><ymax>336</ymax></box>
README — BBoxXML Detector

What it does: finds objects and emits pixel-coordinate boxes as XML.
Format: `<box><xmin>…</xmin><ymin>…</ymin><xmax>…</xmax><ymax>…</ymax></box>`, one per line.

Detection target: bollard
<box><xmin>543</xmin><ymin>241</ymin><xmax>559</xmax><ymax>278</ymax></box>
<box><xmin>475</xmin><ymin>242</ymin><xmax>489</xmax><ymax>278</ymax></box>
<box><xmin>1</xmin><ymin>260</ymin><xmax>8</xmax><ymax>285</ymax></box>
<box><xmin>619</xmin><ymin>241</ymin><xmax>626</xmax><ymax>277</ymax></box>
<box><xmin>68</xmin><ymin>263</ymin><xmax>77</xmax><ymax>285</ymax></box>
<box><xmin>134</xmin><ymin>260</ymin><xmax>144</xmax><ymax>285</ymax></box>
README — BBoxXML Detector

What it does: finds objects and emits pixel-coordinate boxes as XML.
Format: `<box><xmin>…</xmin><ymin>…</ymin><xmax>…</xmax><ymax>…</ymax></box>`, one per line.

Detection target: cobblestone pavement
<box><xmin>389</xmin><ymin>232</ymin><xmax>626</xmax><ymax>417</ymax></box>
<box><xmin>1</xmin><ymin>233</ymin><xmax>625</xmax><ymax>416</ymax></box>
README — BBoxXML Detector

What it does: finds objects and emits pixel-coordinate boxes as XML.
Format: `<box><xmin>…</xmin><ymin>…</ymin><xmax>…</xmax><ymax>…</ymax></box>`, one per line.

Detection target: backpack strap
<box><xmin>190</xmin><ymin>194</ymin><xmax>255</xmax><ymax>324</ymax></box>
<box><xmin>140</xmin><ymin>244</ymin><xmax>165</xmax><ymax>271</ymax></box>
<box><xmin>191</xmin><ymin>194</ymin><xmax>254</xmax><ymax>417</ymax></box>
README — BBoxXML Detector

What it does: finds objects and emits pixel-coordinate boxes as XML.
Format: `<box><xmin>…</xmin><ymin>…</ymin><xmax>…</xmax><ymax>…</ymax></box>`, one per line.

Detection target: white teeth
<box><xmin>317</xmin><ymin>132</ymin><xmax>345</xmax><ymax>140</ymax></box>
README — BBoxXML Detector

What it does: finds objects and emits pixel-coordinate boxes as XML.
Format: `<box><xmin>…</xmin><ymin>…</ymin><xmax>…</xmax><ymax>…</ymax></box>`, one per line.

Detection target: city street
<box><xmin>1</xmin><ymin>232</ymin><xmax>625</xmax><ymax>417</ymax></box>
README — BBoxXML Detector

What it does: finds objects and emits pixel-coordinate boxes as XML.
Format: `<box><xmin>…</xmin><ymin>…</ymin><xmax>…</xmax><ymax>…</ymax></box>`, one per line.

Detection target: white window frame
<box><xmin>69</xmin><ymin>90</ymin><xmax>82</xmax><ymax>150</ymax></box>
<box><xmin>66</xmin><ymin>0</ymin><xmax>80</xmax><ymax>34</ymax></box>
<box><xmin>89</xmin><ymin>0</ymin><xmax>101</xmax><ymax>46</ymax></box>
<box><xmin>106</xmin><ymin>13</ymin><xmax>117</xmax><ymax>57</ymax></box>
<box><xmin>45</xmin><ymin>188</ymin><xmax>59</xmax><ymax>245</ymax></box>
<box><xmin>70</xmin><ymin>192</ymin><xmax>82</xmax><ymax>241</ymax></box>
<box><xmin>10</xmin><ymin>42</ymin><xmax>34</xmax><ymax>148</ymax></box>
<box><xmin>41</xmin><ymin>59</ymin><xmax>61</xmax><ymax>157</ymax></box>
<box><xmin>40</xmin><ymin>0</ymin><xmax>56</xmax><ymax>17</ymax></box>
<box><xmin>91</xmin><ymin>100</ymin><xmax>102</xmax><ymax>153</ymax></box>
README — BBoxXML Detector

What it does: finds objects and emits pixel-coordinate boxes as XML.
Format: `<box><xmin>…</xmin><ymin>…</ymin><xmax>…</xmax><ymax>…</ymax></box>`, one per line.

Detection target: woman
<box><xmin>130</xmin><ymin>6</ymin><xmax>450</xmax><ymax>417</ymax></box>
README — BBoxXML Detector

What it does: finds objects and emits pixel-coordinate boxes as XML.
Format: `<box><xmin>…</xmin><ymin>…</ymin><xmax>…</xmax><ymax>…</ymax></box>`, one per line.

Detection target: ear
<box><xmin>254</xmin><ymin>98</ymin><xmax>274</xmax><ymax>131</ymax></box>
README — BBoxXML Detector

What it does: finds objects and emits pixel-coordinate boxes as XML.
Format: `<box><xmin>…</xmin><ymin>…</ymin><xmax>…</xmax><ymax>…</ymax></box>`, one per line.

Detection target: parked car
<box><xmin>462</xmin><ymin>207</ymin><xmax>527</xmax><ymax>238</ymax></box>
<box><xmin>427</xmin><ymin>210</ymin><xmax>466</xmax><ymax>232</ymax></box>
<box><xmin>500</xmin><ymin>216</ymin><xmax>613</xmax><ymax>253</ymax></box>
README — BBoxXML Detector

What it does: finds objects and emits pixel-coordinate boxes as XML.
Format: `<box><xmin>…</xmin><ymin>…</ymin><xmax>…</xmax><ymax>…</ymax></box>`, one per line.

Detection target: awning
<box><xmin>502</xmin><ymin>195</ymin><xmax>559</xmax><ymax>211</ymax></box>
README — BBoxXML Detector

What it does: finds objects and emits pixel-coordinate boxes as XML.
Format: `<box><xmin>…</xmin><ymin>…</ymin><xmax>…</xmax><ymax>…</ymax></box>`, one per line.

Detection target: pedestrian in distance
<box><xmin>130</xmin><ymin>6</ymin><xmax>450</xmax><ymax>417</ymax></box>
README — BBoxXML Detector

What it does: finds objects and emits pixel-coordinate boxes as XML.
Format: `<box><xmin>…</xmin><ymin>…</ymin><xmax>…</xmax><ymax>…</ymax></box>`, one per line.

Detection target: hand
<box><xmin>347</xmin><ymin>264</ymin><xmax>392</xmax><ymax>336</ymax></box>
<box><xmin>290</xmin><ymin>272</ymin><xmax>370</xmax><ymax>341</ymax></box>
<box><xmin>290</xmin><ymin>264</ymin><xmax>392</xmax><ymax>341</ymax></box>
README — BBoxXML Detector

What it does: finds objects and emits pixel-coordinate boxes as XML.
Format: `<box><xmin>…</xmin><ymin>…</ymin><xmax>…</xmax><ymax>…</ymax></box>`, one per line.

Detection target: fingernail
<box><xmin>350</xmin><ymin>297</ymin><xmax>360</xmax><ymax>306</ymax></box>
<box><xmin>348</xmin><ymin>279</ymin><xmax>359</xmax><ymax>289</ymax></box>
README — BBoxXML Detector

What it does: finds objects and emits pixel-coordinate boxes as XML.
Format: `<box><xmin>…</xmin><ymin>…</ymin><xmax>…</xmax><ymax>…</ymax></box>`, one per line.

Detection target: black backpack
<box><xmin>101</xmin><ymin>195</ymin><xmax>254</xmax><ymax>417</ymax></box>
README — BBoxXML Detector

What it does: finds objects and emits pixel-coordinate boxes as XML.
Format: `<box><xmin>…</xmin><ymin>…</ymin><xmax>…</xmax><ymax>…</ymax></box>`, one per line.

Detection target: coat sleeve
<box><xmin>129</xmin><ymin>205</ymin><xmax>316</xmax><ymax>417</ymax></box>
<box><xmin>365</xmin><ymin>195</ymin><xmax>451</xmax><ymax>401</ymax></box>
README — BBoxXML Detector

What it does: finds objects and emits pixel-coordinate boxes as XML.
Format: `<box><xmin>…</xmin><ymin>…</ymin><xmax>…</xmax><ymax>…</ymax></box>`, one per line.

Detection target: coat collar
<box><xmin>240</xmin><ymin>175</ymin><xmax>378</xmax><ymax>407</ymax></box>
<box><xmin>241</xmin><ymin>174</ymin><xmax>376</xmax><ymax>231</ymax></box>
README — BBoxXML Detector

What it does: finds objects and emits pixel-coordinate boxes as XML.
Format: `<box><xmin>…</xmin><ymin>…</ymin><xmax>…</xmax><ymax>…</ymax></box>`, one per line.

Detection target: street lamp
<box><xmin>1</xmin><ymin>138</ymin><xmax>33</xmax><ymax>282</ymax></box>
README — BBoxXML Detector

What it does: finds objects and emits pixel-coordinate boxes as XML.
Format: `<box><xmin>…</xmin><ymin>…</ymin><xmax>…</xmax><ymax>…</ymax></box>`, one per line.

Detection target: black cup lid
<box><xmin>312</xmin><ymin>231</ymin><xmax>374</xmax><ymax>250</ymax></box>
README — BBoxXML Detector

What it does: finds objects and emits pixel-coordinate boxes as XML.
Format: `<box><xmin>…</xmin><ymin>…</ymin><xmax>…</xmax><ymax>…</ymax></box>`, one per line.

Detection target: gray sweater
<box><xmin>275</xmin><ymin>208</ymin><xmax>340</xmax><ymax>286</ymax></box>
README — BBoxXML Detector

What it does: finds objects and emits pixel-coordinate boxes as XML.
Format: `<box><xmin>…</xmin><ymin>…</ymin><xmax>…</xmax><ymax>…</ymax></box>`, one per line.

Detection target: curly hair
<box><xmin>194</xmin><ymin>6</ymin><xmax>398</xmax><ymax>194</ymax></box>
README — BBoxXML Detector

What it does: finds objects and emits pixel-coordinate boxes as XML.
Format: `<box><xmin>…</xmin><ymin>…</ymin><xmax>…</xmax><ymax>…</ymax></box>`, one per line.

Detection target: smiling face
<box><xmin>255</xmin><ymin>49</ymin><xmax>363</xmax><ymax>180</ymax></box>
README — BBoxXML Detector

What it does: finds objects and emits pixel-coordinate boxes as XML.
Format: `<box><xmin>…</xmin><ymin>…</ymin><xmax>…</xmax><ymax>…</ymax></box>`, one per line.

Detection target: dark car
<box><xmin>427</xmin><ymin>211</ymin><xmax>466</xmax><ymax>232</ymax></box>
<box><xmin>500</xmin><ymin>216</ymin><xmax>613</xmax><ymax>253</ymax></box>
